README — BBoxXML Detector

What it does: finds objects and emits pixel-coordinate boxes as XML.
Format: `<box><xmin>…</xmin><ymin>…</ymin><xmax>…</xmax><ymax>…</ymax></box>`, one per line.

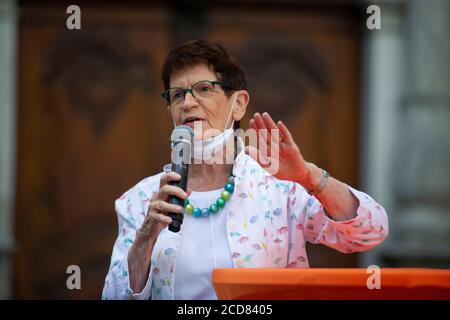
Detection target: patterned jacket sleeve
<box><xmin>288</xmin><ymin>182</ymin><xmax>389</xmax><ymax>253</ymax></box>
<box><xmin>102</xmin><ymin>187</ymin><xmax>153</xmax><ymax>300</ymax></box>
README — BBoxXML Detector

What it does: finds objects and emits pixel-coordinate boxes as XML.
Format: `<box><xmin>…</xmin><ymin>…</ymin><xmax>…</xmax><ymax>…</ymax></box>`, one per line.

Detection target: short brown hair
<box><xmin>161</xmin><ymin>40</ymin><xmax>247</xmax><ymax>95</ymax></box>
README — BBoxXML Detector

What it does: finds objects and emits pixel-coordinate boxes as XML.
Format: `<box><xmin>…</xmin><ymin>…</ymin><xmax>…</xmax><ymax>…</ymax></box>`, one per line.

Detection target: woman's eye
<box><xmin>172</xmin><ymin>92</ymin><xmax>183</xmax><ymax>99</ymax></box>
<box><xmin>199</xmin><ymin>85</ymin><xmax>213</xmax><ymax>92</ymax></box>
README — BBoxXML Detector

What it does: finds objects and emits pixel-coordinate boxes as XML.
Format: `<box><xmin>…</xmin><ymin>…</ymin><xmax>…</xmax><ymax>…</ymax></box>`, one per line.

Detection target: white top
<box><xmin>173</xmin><ymin>188</ymin><xmax>234</xmax><ymax>300</ymax></box>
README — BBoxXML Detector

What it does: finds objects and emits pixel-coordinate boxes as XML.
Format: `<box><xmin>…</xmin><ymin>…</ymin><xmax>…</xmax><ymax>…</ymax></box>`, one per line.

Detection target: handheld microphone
<box><xmin>168</xmin><ymin>125</ymin><xmax>194</xmax><ymax>232</ymax></box>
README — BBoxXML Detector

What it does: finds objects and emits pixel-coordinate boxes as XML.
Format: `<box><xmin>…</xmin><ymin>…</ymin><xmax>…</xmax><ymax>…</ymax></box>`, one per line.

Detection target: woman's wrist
<box><xmin>128</xmin><ymin>230</ymin><xmax>155</xmax><ymax>293</ymax></box>
<box><xmin>136</xmin><ymin>227</ymin><xmax>158</xmax><ymax>246</ymax></box>
<box><xmin>302</xmin><ymin>162</ymin><xmax>323</xmax><ymax>193</ymax></box>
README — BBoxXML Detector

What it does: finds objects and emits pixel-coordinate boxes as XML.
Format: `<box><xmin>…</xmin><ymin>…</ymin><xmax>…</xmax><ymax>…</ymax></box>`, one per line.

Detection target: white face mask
<box><xmin>192</xmin><ymin>92</ymin><xmax>237</xmax><ymax>161</ymax></box>
<box><xmin>172</xmin><ymin>93</ymin><xmax>237</xmax><ymax>162</ymax></box>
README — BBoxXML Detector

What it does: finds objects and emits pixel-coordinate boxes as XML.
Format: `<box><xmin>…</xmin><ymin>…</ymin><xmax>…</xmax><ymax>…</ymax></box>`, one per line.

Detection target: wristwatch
<box><xmin>307</xmin><ymin>169</ymin><xmax>330</xmax><ymax>196</ymax></box>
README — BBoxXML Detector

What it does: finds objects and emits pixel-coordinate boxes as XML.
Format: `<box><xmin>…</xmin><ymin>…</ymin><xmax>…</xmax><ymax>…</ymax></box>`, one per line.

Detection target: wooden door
<box><xmin>15</xmin><ymin>1</ymin><xmax>361</xmax><ymax>298</ymax></box>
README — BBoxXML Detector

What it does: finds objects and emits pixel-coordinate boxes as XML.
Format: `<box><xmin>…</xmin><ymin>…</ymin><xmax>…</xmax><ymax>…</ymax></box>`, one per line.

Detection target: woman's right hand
<box><xmin>138</xmin><ymin>172</ymin><xmax>190</xmax><ymax>240</ymax></box>
<box><xmin>129</xmin><ymin>172</ymin><xmax>190</xmax><ymax>294</ymax></box>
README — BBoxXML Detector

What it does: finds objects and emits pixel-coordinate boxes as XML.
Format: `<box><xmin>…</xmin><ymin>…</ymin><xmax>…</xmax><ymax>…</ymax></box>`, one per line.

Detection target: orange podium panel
<box><xmin>212</xmin><ymin>268</ymin><xmax>450</xmax><ymax>300</ymax></box>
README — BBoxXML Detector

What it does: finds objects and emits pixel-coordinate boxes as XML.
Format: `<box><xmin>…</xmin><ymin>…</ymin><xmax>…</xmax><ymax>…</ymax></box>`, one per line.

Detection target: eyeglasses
<box><xmin>161</xmin><ymin>80</ymin><xmax>231</xmax><ymax>106</ymax></box>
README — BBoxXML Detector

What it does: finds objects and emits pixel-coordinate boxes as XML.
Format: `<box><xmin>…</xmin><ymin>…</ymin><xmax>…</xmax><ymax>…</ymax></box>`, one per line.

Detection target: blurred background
<box><xmin>0</xmin><ymin>0</ymin><xmax>448</xmax><ymax>299</ymax></box>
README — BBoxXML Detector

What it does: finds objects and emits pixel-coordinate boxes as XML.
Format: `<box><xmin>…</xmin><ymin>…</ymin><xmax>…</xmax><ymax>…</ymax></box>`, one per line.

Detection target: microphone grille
<box><xmin>171</xmin><ymin>125</ymin><xmax>194</xmax><ymax>143</ymax></box>
<box><xmin>170</xmin><ymin>125</ymin><xmax>193</xmax><ymax>164</ymax></box>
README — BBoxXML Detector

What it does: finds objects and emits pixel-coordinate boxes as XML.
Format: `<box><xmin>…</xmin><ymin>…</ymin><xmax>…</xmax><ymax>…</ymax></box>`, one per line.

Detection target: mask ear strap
<box><xmin>224</xmin><ymin>92</ymin><xmax>238</xmax><ymax>131</ymax></box>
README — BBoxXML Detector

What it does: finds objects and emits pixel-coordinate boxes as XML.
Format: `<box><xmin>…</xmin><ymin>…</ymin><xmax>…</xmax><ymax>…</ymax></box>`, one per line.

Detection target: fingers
<box><xmin>147</xmin><ymin>211</ymin><xmax>173</xmax><ymax>225</ymax></box>
<box><xmin>251</xmin><ymin>112</ymin><xmax>294</xmax><ymax>146</ymax></box>
<box><xmin>149</xmin><ymin>199</ymin><xmax>184</xmax><ymax>214</ymax></box>
<box><xmin>252</xmin><ymin>112</ymin><xmax>277</xmax><ymax>131</ymax></box>
<box><xmin>249</xmin><ymin>118</ymin><xmax>257</xmax><ymax>131</ymax></box>
<box><xmin>251</xmin><ymin>113</ymin><xmax>269</xmax><ymax>148</ymax></box>
<box><xmin>157</xmin><ymin>171</ymin><xmax>188</xmax><ymax>201</ymax></box>
<box><xmin>251</xmin><ymin>114</ymin><xmax>268</xmax><ymax>155</ymax></box>
<box><xmin>159</xmin><ymin>171</ymin><xmax>181</xmax><ymax>189</ymax></box>
<box><xmin>158</xmin><ymin>184</ymin><xmax>188</xmax><ymax>200</ymax></box>
<box><xmin>141</xmin><ymin>173</ymin><xmax>188</xmax><ymax>235</ymax></box>
<box><xmin>261</xmin><ymin>112</ymin><xmax>278</xmax><ymax>130</ymax></box>
<box><xmin>253</xmin><ymin>112</ymin><xmax>268</xmax><ymax>131</ymax></box>
<box><xmin>262</xmin><ymin>113</ymin><xmax>281</xmax><ymax>151</ymax></box>
<box><xmin>277</xmin><ymin>120</ymin><xmax>294</xmax><ymax>145</ymax></box>
<box><xmin>147</xmin><ymin>172</ymin><xmax>188</xmax><ymax>219</ymax></box>
<box><xmin>251</xmin><ymin>112</ymin><xmax>282</xmax><ymax>156</ymax></box>
<box><xmin>146</xmin><ymin>196</ymin><xmax>183</xmax><ymax>227</ymax></box>
<box><xmin>141</xmin><ymin>200</ymin><xmax>176</xmax><ymax>235</ymax></box>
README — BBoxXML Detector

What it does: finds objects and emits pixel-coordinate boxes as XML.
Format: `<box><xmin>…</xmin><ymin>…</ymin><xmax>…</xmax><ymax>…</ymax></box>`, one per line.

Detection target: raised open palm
<box><xmin>245</xmin><ymin>112</ymin><xmax>311</xmax><ymax>186</ymax></box>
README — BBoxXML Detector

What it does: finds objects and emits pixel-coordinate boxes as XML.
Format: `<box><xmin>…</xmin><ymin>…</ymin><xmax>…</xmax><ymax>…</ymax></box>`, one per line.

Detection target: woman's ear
<box><xmin>233</xmin><ymin>90</ymin><xmax>250</xmax><ymax>122</ymax></box>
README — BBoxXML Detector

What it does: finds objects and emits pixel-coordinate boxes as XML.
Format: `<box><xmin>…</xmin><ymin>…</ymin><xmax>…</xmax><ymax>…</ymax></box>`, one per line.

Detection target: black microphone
<box><xmin>168</xmin><ymin>125</ymin><xmax>194</xmax><ymax>232</ymax></box>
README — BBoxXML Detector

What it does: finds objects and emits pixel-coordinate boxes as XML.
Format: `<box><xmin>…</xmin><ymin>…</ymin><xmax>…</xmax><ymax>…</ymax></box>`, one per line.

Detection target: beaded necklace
<box><xmin>184</xmin><ymin>175</ymin><xmax>235</xmax><ymax>218</ymax></box>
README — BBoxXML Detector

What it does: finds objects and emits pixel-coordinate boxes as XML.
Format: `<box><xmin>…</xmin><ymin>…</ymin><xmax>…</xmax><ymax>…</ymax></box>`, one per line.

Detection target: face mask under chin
<box><xmin>194</xmin><ymin>119</ymin><xmax>236</xmax><ymax>161</ymax></box>
<box><xmin>173</xmin><ymin>93</ymin><xmax>238</xmax><ymax>161</ymax></box>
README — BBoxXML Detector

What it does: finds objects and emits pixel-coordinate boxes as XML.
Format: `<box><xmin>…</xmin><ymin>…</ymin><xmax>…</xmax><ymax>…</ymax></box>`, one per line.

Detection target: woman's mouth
<box><xmin>183</xmin><ymin>117</ymin><xmax>204</xmax><ymax>128</ymax></box>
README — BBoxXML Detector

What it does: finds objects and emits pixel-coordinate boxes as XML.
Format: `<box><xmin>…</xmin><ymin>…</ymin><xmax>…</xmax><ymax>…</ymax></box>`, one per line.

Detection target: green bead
<box><xmin>185</xmin><ymin>204</ymin><xmax>194</xmax><ymax>214</ymax></box>
<box><xmin>184</xmin><ymin>198</ymin><xmax>189</xmax><ymax>206</ymax></box>
<box><xmin>210</xmin><ymin>204</ymin><xmax>219</xmax><ymax>214</ymax></box>
<box><xmin>216</xmin><ymin>198</ymin><xmax>226</xmax><ymax>208</ymax></box>
<box><xmin>221</xmin><ymin>190</ymin><xmax>231</xmax><ymax>201</ymax></box>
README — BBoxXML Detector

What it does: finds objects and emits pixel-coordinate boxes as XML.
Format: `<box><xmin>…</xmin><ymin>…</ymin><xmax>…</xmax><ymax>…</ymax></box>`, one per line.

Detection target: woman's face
<box><xmin>169</xmin><ymin>64</ymin><xmax>248</xmax><ymax>140</ymax></box>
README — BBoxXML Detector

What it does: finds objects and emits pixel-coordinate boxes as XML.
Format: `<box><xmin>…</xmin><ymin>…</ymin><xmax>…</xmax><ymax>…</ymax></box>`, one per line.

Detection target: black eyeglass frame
<box><xmin>161</xmin><ymin>80</ymin><xmax>233</xmax><ymax>105</ymax></box>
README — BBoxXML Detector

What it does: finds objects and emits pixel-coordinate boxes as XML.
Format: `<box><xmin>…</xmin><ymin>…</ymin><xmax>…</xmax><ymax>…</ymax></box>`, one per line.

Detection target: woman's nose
<box><xmin>181</xmin><ymin>91</ymin><xmax>198</xmax><ymax>110</ymax></box>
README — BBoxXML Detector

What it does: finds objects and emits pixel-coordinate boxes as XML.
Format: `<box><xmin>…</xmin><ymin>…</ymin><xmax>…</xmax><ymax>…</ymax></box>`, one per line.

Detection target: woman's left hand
<box><xmin>245</xmin><ymin>112</ymin><xmax>312</xmax><ymax>188</ymax></box>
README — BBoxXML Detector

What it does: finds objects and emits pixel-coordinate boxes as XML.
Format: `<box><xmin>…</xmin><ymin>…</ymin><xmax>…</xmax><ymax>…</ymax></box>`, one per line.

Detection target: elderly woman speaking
<box><xmin>102</xmin><ymin>40</ymin><xmax>388</xmax><ymax>300</ymax></box>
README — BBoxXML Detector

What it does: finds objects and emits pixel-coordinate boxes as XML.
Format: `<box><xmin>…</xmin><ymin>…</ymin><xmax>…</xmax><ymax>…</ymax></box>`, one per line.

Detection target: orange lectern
<box><xmin>212</xmin><ymin>268</ymin><xmax>450</xmax><ymax>300</ymax></box>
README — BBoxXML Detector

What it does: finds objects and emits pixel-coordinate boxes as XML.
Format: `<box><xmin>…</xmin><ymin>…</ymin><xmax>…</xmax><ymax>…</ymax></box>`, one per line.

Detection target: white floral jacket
<box><xmin>102</xmin><ymin>151</ymin><xmax>388</xmax><ymax>300</ymax></box>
